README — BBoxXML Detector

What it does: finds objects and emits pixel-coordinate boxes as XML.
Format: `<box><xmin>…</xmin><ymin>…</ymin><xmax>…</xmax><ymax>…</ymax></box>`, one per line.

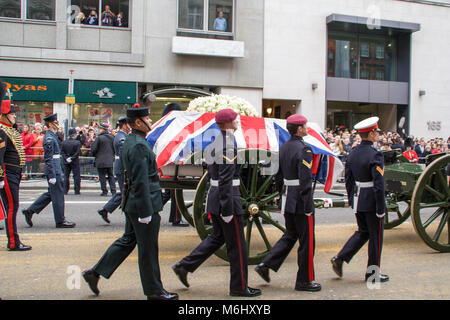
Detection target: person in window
<box><xmin>101</xmin><ymin>5</ymin><xmax>115</xmax><ymax>26</ymax></box>
<box><xmin>86</xmin><ymin>10</ymin><xmax>98</xmax><ymax>25</ymax></box>
<box><xmin>213</xmin><ymin>11</ymin><xmax>227</xmax><ymax>32</ymax></box>
<box><xmin>73</xmin><ymin>11</ymin><xmax>86</xmax><ymax>24</ymax></box>
<box><xmin>114</xmin><ymin>12</ymin><xmax>127</xmax><ymax>27</ymax></box>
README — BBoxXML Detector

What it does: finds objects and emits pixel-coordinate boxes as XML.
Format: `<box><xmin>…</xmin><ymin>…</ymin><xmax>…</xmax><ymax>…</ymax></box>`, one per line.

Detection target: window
<box><xmin>178</xmin><ymin>0</ymin><xmax>234</xmax><ymax>38</ymax></box>
<box><xmin>71</xmin><ymin>0</ymin><xmax>130</xmax><ymax>27</ymax></box>
<box><xmin>0</xmin><ymin>0</ymin><xmax>55</xmax><ymax>21</ymax></box>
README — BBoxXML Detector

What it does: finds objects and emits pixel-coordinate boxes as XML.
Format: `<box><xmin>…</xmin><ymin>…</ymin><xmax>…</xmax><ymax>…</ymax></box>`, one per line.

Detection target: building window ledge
<box><xmin>171</xmin><ymin>36</ymin><xmax>244</xmax><ymax>58</ymax></box>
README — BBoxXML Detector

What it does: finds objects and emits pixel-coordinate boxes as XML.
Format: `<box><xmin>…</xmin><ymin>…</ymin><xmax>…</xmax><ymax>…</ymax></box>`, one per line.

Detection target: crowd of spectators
<box><xmin>325</xmin><ymin>126</ymin><xmax>449</xmax><ymax>164</ymax></box>
<box><xmin>72</xmin><ymin>5</ymin><xmax>128</xmax><ymax>27</ymax></box>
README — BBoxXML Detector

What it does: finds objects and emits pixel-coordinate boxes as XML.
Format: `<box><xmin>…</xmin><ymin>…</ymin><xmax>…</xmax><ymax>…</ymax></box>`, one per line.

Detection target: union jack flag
<box><xmin>147</xmin><ymin>111</ymin><xmax>343</xmax><ymax>193</ymax></box>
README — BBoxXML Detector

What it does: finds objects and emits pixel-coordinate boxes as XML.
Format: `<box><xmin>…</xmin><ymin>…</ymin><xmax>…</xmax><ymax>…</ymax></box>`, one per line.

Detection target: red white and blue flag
<box><xmin>147</xmin><ymin>111</ymin><xmax>343</xmax><ymax>193</ymax></box>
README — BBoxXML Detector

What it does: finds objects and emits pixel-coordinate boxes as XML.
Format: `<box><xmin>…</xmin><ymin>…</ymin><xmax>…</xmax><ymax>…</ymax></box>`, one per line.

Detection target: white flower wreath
<box><xmin>186</xmin><ymin>94</ymin><xmax>260</xmax><ymax>117</ymax></box>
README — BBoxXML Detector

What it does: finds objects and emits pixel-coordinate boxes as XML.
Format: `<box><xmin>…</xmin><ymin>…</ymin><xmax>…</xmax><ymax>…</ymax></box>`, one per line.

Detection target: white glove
<box><xmin>221</xmin><ymin>215</ymin><xmax>233</xmax><ymax>223</ymax></box>
<box><xmin>0</xmin><ymin>181</ymin><xmax>4</xmax><ymax>189</ymax></box>
<box><xmin>48</xmin><ymin>178</ymin><xmax>57</xmax><ymax>185</ymax></box>
<box><xmin>138</xmin><ymin>216</ymin><xmax>152</xmax><ymax>224</ymax></box>
<box><xmin>66</xmin><ymin>157</ymin><xmax>72</xmax><ymax>163</ymax></box>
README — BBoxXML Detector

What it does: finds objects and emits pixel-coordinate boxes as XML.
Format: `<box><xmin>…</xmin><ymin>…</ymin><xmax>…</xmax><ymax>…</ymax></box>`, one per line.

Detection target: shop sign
<box><xmin>0</xmin><ymin>77</ymin><xmax>68</xmax><ymax>102</ymax></box>
<box><xmin>74</xmin><ymin>80</ymin><xmax>136</xmax><ymax>104</ymax></box>
<box><xmin>65</xmin><ymin>94</ymin><xmax>76</xmax><ymax>104</ymax></box>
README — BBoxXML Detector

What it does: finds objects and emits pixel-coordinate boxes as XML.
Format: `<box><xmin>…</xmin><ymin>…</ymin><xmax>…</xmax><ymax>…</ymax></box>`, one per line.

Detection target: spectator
<box><xmin>432</xmin><ymin>143</ymin><xmax>443</xmax><ymax>154</ymax></box>
<box><xmin>403</xmin><ymin>138</ymin><xmax>419</xmax><ymax>163</ymax></box>
<box><xmin>91</xmin><ymin>124</ymin><xmax>116</xmax><ymax>196</ymax></box>
<box><xmin>114</xmin><ymin>11</ymin><xmax>127</xmax><ymax>27</ymax></box>
<box><xmin>84</xmin><ymin>128</ymin><xmax>96</xmax><ymax>153</ymax></box>
<box><xmin>341</xmin><ymin>137</ymin><xmax>353</xmax><ymax>161</ymax></box>
<box><xmin>31</xmin><ymin>123</ymin><xmax>44</xmax><ymax>178</ymax></box>
<box><xmin>73</xmin><ymin>11</ymin><xmax>86</xmax><ymax>24</ymax></box>
<box><xmin>86</xmin><ymin>10</ymin><xmax>98</xmax><ymax>25</ymax></box>
<box><xmin>213</xmin><ymin>11</ymin><xmax>227</xmax><ymax>31</ymax></box>
<box><xmin>415</xmin><ymin>139</ymin><xmax>427</xmax><ymax>164</ymax></box>
<box><xmin>20</xmin><ymin>124</ymin><xmax>34</xmax><ymax>180</ymax></box>
<box><xmin>101</xmin><ymin>5</ymin><xmax>115</xmax><ymax>26</ymax></box>
<box><xmin>391</xmin><ymin>136</ymin><xmax>405</xmax><ymax>152</ymax></box>
<box><xmin>330</xmin><ymin>135</ymin><xmax>343</xmax><ymax>157</ymax></box>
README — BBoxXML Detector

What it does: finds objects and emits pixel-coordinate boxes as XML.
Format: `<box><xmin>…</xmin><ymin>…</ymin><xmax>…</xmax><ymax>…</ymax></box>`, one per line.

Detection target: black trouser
<box><xmin>178</xmin><ymin>214</ymin><xmax>248</xmax><ymax>292</ymax></box>
<box><xmin>262</xmin><ymin>212</ymin><xmax>316</xmax><ymax>285</ymax></box>
<box><xmin>168</xmin><ymin>190</ymin><xmax>182</xmax><ymax>224</ymax></box>
<box><xmin>28</xmin><ymin>174</ymin><xmax>65</xmax><ymax>224</ymax></box>
<box><xmin>2</xmin><ymin>166</ymin><xmax>22</xmax><ymax>249</ymax></box>
<box><xmin>97</xmin><ymin>167</ymin><xmax>116</xmax><ymax>194</ymax></box>
<box><xmin>63</xmin><ymin>159</ymin><xmax>81</xmax><ymax>194</ymax></box>
<box><xmin>103</xmin><ymin>174</ymin><xmax>123</xmax><ymax>213</ymax></box>
<box><xmin>337</xmin><ymin>211</ymin><xmax>384</xmax><ymax>272</ymax></box>
<box><xmin>93</xmin><ymin>212</ymin><xmax>163</xmax><ymax>296</ymax></box>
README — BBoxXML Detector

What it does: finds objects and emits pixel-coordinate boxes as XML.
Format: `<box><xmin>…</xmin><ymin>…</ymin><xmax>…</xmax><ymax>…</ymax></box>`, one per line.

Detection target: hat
<box><xmin>117</xmin><ymin>116</ymin><xmax>127</xmax><ymax>124</ymax></box>
<box><xmin>354</xmin><ymin>116</ymin><xmax>381</xmax><ymax>133</ymax></box>
<box><xmin>404</xmin><ymin>137</ymin><xmax>414</xmax><ymax>147</ymax></box>
<box><xmin>162</xmin><ymin>103</ymin><xmax>182</xmax><ymax>117</ymax></box>
<box><xmin>43</xmin><ymin>113</ymin><xmax>58</xmax><ymax>123</ymax></box>
<box><xmin>68</xmin><ymin>128</ymin><xmax>77</xmax><ymax>136</ymax></box>
<box><xmin>286</xmin><ymin>114</ymin><xmax>308</xmax><ymax>126</ymax></box>
<box><xmin>126</xmin><ymin>103</ymin><xmax>149</xmax><ymax>118</ymax></box>
<box><xmin>1</xmin><ymin>99</ymin><xmax>14</xmax><ymax>115</ymax></box>
<box><xmin>215</xmin><ymin>109</ymin><xmax>238</xmax><ymax>124</ymax></box>
<box><xmin>99</xmin><ymin>123</ymin><xmax>109</xmax><ymax>130</ymax></box>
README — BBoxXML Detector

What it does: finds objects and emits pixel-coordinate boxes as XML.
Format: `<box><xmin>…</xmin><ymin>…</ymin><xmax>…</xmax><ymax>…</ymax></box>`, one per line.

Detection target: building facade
<box><xmin>0</xmin><ymin>0</ymin><xmax>449</xmax><ymax>139</ymax></box>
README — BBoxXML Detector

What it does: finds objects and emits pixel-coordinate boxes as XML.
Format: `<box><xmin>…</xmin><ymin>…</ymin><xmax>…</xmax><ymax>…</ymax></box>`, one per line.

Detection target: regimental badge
<box><xmin>376</xmin><ymin>165</ymin><xmax>384</xmax><ymax>176</ymax></box>
<box><xmin>302</xmin><ymin>159</ymin><xmax>313</xmax><ymax>169</ymax></box>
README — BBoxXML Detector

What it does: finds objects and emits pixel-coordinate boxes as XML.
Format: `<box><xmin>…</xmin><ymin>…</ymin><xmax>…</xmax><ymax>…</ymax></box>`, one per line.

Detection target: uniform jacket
<box><xmin>43</xmin><ymin>130</ymin><xmax>63</xmax><ymax>179</ymax></box>
<box><xmin>61</xmin><ymin>138</ymin><xmax>81</xmax><ymax>163</ymax></box>
<box><xmin>345</xmin><ymin>140</ymin><xmax>387</xmax><ymax>215</ymax></box>
<box><xmin>205</xmin><ymin>130</ymin><xmax>242</xmax><ymax>217</ymax></box>
<box><xmin>121</xmin><ymin>129</ymin><xmax>163</xmax><ymax>219</ymax></box>
<box><xmin>91</xmin><ymin>131</ymin><xmax>114</xmax><ymax>168</ymax></box>
<box><xmin>277</xmin><ymin>135</ymin><xmax>314</xmax><ymax>215</ymax></box>
<box><xmin>113</xmin><ymin>130</ymin><xmax>127</xmax><ymax>176</ymax></box>
<box><xmin>0</xmin><ymin>122</ymin><xmax>25</xmax><ymax>180</ymax></box>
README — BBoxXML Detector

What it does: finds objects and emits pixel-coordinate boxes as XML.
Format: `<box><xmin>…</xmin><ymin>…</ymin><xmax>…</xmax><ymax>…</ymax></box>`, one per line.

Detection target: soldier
<box><xmin>330</xmin><ymin>116</ymin><xmax>389</xmax><ymax>283</ymax></box>
<box><xmin>61</xmin><ymin>128</ymin><xmax>82</xmax><ymax>195</ymax></box>
<box><xmin>82</xmin><ymin>104</ymin><xmax>178</xmax><ymax>300</ymax></box>
<box><xmin>97</xmin><ymin>117</ymin><xmax>130</xmax><ymax>223</ymax></box>
<box><xmin>172</xmin><ymin>108</ymin><xmax>261</xmax><ymax>297</ymax></box>
<box><xmin>22</xmin><ymin>114</ymin><xmax>76</xmax><ymax>228</ymax></box>
<box><xmin>254</xmin><ymin>114</ymin><xmax>321</xmax><ymax>292</ymax></box>
<box><xmin>0</xmin><ymin>81</ymin><xmax>30</xmax><ymax>250</ymax></box>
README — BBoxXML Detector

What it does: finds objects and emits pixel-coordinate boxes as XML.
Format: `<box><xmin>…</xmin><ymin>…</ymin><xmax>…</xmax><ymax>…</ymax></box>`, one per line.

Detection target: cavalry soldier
<box><xmin>61</xmin><ymin>128</ymin><xmax>82</xmax><ymax>195</ymax></box>
<box><xmin>172</xmin><ymin>108</ymin><xmax>262</xmax><ymax>297</ymax></box>
<box><xmin>331</xmin><ymin>116</ymin><xmax>389</xmax><ymax>283</ymax></box>
<box><xmin>97</xmin><ymin>117</ymin><xmax>130</xmax><ymax>223</ymax></box>
<box><xmin>255</xmin><ymin>114</ymin><xmax>321</xmax><ymax>292</ymax></box>
<box><xmin>22</xmin><ymin>113</ymin><xmax>76</xmax><ymax>228</ymax></box>
<box><xmin>0</xmin><ymin>81</ymin><xmax>30</xmax><ymax>250</ymax></box>
<box><xmin>82</xmin><ymin>104</ymin><xmax>178</xmax><ymax>300</ymax></box>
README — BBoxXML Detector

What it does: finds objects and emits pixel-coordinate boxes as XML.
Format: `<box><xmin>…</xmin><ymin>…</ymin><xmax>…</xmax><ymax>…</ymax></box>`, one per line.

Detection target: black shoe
<box><xmin>365</xmin><ymin>273</ymin><xmax>389</xmax><ymax>283</ymax></box>
<box><xmin>172</xmin><ymin>263</ymin><xmax>190</xmax><ymax>288</ymax></box>
<box><xmin>230</xmin><ymin>287</ymin><xmax>262</xmax><ymax>297</ymax></box>
<box><xmin>97</xmin><ymin>209</ymin><xmax>110</xmax><ymax>224</ymax></box>
<box><xmin>147</xmin><ymin>289</ymin><xmax>178</xmax><ymax>300</ymax></box>
<box><xmin>295</xmin><ymin>282</ymin><xmax>322</xmax><ymax>292</ymax></box>
<box><xmin>82</xmin><ymin>269</ymin><xmax>100</xmax><ymax>296</ymax></box>
<box><xmin>255</xmin><ymin>264</ymin><xmax>270</xmax><ymax>283</ymax></box>
<box><xmin>7</xmin><ymin>243</ymin><xmax>32</xmax><ymax>251</ymax></box>
<box><xmin>22</xmin><ymin>209</ymin><xmax>34</xmax><ymax>227</ymax></box>
<box><xmin>75</xmin><ymin>192</ymin><xmax>81</xmax><ymax>195</ymax></box>
<box><xmin>100</xmin><ymin>193</ymin><xmax>108</xmax><ymax>196</ymax></box>
<box><xmin>172</xmin><ymin>221</ymin><xmax>189</xmax><ymax>227</ymax></box>
<box><xmin>56</xmin><ymin>220</ymin><xmax>76</xmax><ymax>228</ymax></box>
<box><xmin>331</xmin><ymin>256</ymin><xmax>343</xmax><ymax>278</ymax></box>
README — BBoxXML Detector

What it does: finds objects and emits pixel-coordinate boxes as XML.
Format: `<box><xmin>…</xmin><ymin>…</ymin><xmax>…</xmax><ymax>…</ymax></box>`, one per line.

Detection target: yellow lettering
<box><xmin>38</xmin><ymin>85</ymin><xmax>47</xmax><ymax>91</ymax></box>
<box><xmin>25</xmin><ymin>85</ymin><xmax>36</xmax><ymax>91</ymax></box>
<box><xmin>12</xmin><ymin>84</ymin><xmax>24</xmax><ymax>92</ymax></box>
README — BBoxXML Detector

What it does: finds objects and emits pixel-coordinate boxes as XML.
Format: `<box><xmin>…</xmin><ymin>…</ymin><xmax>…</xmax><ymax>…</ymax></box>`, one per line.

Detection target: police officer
<box><xmin>254</xmin><ymin>114</ymin><xmax>321</xmax><ymax>292</ymax></box>
<box><xmin>61</xmin><ymin>128</ymin><xmax>82</xmax><ymax>195</ymax></box>
<box><xmin>97</xmin><ymin>117</ymin><xmax>130</xmax><ymax>223</ymax></box>
<box><xmin>172</xmin><ymin>109</ymin><xmax>261</xmax><ymax>297</ymax></box>
<box><xmin>22</xmin><ymin>114</ymin><xmax>76</xmax><ymax>228</ymax></box>
<box><xmin>91</xmin><ymin>123</ymin><xmax>116</xmax><ymax>196</ymax></box>
<box><xmin>82</xmin><ymin>104</ymin><xmax>178</xmax><ymax>300</ymax></box>
<box><xmin>331</xmin><ymin>116</ymin><xmax>389</xmax><ymax>283</ymax></box>
<box><xmin>0</xmin><ymin>82</ymin><xmax>30</xmax><ymax>251</ymax></box>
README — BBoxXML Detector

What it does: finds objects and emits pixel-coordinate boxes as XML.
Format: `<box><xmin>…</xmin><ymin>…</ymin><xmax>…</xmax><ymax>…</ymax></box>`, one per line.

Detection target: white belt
<box><xmin>53</xmin><ymin>155</ymin><xmax>60</xmax><ymax>159</ymax></box>
<box><xmin>356</xmin><ymin>181</ymin><xmax>374</xmax><ymax>188</ymax></box>
<box><xmin>284</xmin><ymin>179</ymin><xmax>300</xmax><ymax>186</ymax></box>
<box><xmin>210</xmin><ymin>179</ymin><xmax>240</xmax><ymax>187</ymax></box>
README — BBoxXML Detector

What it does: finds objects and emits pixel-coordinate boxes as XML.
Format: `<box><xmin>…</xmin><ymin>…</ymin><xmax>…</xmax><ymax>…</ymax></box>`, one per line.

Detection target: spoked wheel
<box><xmin>174</xmin><ymin>189</ymin><xmax>195</xmax><ymax>226</ymax></box>
<box><xmin>384</xmin><ymin>194</ymin><xmax>411</xmax><ymax>230</ymax></box>
<box><xmin>411</xmin><ymin>154</ymin><xmax>450</xmax><ymax>252</ymax></box>
<box><xmin>193</xmin><ymin>162</ymin><xmax>285</xmax><ymax>265</ymax></box>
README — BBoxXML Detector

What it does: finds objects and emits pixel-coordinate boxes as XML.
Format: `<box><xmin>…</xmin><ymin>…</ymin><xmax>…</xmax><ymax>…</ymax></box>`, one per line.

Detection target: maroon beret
<box><xmin>286</xmin><ymin>114</ymin><xmax>308</xmax><ymax>125</ymax></box>
<box><xmin>215</xmin><ymin>109</ymin><xmax>238</xmax><ymax>124</ymax></box>
<box><xmin>1</xmin><ymin>100</ymin><xmax>13</xmax><ymax>115</ymax></box>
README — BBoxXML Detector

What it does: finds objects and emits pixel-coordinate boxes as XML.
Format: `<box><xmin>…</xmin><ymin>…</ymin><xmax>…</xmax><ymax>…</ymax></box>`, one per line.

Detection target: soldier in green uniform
<box><xmin>82</xmin><ymin>104</ymin><xmax>178</xmax><ymax>300</ymax></box>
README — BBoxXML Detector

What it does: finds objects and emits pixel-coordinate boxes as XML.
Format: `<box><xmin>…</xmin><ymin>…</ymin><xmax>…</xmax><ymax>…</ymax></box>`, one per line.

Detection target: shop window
<box><xmin>178</xmin><ymin>0</ymin><xmax>234</xmax><ymax>39</ymax></box>
<box><xmin>71</xmin><ymin>0</ymin><xmax>130</xmax><ymax>27</ymax></box>
<box><xmin>0</xmin><ymin>0</ymin><xmax>55</xmax><ymax>21</ymax></box>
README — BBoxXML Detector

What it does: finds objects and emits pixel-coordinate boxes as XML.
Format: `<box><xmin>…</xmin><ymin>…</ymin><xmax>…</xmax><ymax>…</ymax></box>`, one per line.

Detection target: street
<box><xmin>0</xmin><ymin>179</ymin><xmax>449</xmax><ymax>300</ymax></box>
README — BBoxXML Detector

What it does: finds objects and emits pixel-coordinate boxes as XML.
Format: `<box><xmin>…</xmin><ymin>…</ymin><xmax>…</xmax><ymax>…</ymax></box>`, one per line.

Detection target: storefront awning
<box><xmin>74</xmin><ymin>80</ymin><xmax>137</xmax><ymax>104</ymax></box>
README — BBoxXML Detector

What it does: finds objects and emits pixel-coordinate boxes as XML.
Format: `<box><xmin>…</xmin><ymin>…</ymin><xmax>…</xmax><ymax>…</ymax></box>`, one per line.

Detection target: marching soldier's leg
<box><xmin>27</xmin><ymin>190</ymin><xmax>52</xmax><ymax>214</ymax></box>
<box><xmin>2</xmin><ymin>175</ymin><xmax>21</xmax><ymax>249</ymax></box>
<box><xmin>49</xmin><ymin>174</ymin><xmax>66</xmax><ymax>224</ymax></box>
<box><xmin>365</xmin><ymin>212</ymin><xmax>385</xmax><ymax>276</ymax></box>
<box><xmin>336</xmin><ymin>212</ymin><xmax>370</xmax><ymax>263</ymax></box>
<box><xmin>296</xmin><ymin>214</ymin><xmax>315</xmax><ymax>285</ymax></box>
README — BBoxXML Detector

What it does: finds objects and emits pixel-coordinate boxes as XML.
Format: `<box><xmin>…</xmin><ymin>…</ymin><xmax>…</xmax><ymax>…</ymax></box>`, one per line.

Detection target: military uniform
<box><xmin>0</xmin><ymin>86</ymin><xmax>30</xmax><ymax>250</ymax></box>
<box><xmin>23</xmin><ymin>114</ymin><xmax>75</xmax><ymax>228</ymax></box>
<box><xmin>61</xmin><ymin>128</ymin><xmax>81</xmax><ymax>194</ymax></box>
<box><xmin>331</xmin><ymin>117</ymin><xmax>388</xmax><ymax>282</ymax></box>
<box><xmin>255</xmin><ymin>114</ymin><xmax>320</xmax><ymax>291</ymax></box>
<box><xmin>173</xmin><ymin>109</ymin><xmax>261</xmax><ymax>297</ymax></box>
